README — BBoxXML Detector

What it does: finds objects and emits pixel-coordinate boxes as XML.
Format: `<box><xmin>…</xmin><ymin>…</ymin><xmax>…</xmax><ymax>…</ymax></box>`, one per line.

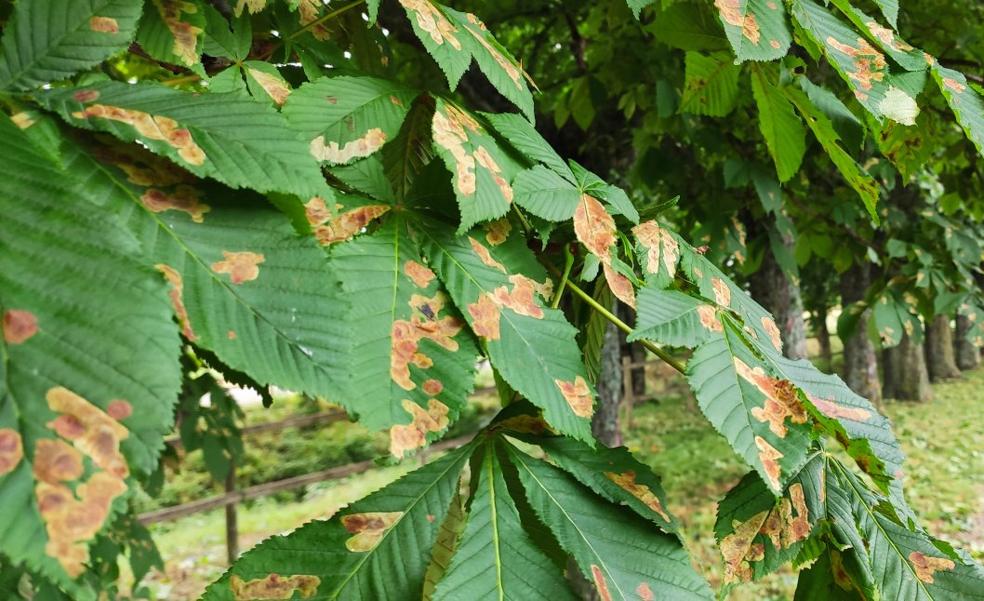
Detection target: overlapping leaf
<box><xmin>421</xmin><ymin>225</ymin><xmax>595</xmax><ymax>443</ymax></box>
<box><xmin>828</xmin><ymin>0</ymin><xmax>926</xmax><ymax>72</ymax></box>
<box><xmin>931</xmin><ymin>62</ymin><xmax>984</xmax><ymax>156</ymax></box>
<box><xmin>0</xmin><ymin>115</ymin><xmax>180</xmax><ymax>597</ymax></box>
<box><xmin>750</xmin><ymin>64</ymin><xmax>806</xmax><ymax>182</ymax></box>
<box><xmin>136</xmin><ymin>0</ymin><xmax>205</xmax><ymax>72</ymax></box>
<box><xmin>680</xmin><ymin>51</ymin><xmax>741</xmax><ymax>117</ymax></box>
<box><xmin>0</xmin><ymin>0</ymin><xmax>143</xmax><ymax>90</ymax></box>
<box><xmin>713</xmin><ymin>0</ymin><xmax>792</xmax><ymax>62</ymax></box>
<box><xmin>630</xmin><ymin>286</ymin><xmax>722</xmax><ymax>348</ymax></box>
<box><xmin>39</xmin><ymin>81</ymin><xmax>330</xmax><ymax>198</ymax></box>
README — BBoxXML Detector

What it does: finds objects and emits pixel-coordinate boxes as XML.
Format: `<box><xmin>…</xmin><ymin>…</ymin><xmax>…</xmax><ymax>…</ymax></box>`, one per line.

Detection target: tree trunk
<box><xmin>955</xmin><ymin>312</ymin><xmax>981</xmax><ymax>371</ymax></box>
<box><xmin>617</xmin><ymin>303</ymin><xmax>646</xmax><ymax>399</ymax></box>
<box><xmin>839</xmin><ymin>264</ymin><xmax>882</xmax><ymax>404</ymax></box>
<box><xmin>814</xmin><ymin>307</ymin><xmax>833</xmax><ymax>369</ymax></box>
<box><xmin>884</xmin><ymin>332</ymin><xmax>933</xmax><ymax>402</ymax></box>
<box><xmin>750</xmin><ymin>249</ymin><xmax>808</xmax><ymax>360</ymax></box>
<box><xmin>924</xmin><ymin>314</ymin><xmax>961</xmax><ymax>381</ymax></box>
<box><xmin>592</xmin><ymin>321</ymin><xmax>623</xmax><ymax>447</ymax></box>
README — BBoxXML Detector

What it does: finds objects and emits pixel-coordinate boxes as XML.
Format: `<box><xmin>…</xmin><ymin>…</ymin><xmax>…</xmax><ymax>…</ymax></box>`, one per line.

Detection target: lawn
<box><xmin>136</xmin><ymin>364</ymin><xmax>984</xmax><ymax>600</ymax></box>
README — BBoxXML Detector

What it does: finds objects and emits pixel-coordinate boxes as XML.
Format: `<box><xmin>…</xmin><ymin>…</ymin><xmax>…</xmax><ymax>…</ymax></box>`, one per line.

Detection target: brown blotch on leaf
<box><xmin>944</xmin><ymin>78</ymin><xmax>966</xmax><ymax>93</ymax></box>
<box><xmin>404</xmin><ymin>260</ymin><xmax>436</xmax><ymax>288</ymax></box>
<box><xmin>808</xmin><ymin>394</ymin><xmax>872</xmax><ymax>422</ymax></box>
<box><xmin>389</xmin><ymin>400</ymin><xmax>450</xmax><ymax>458</ymax></box>
<box><xmin>89</xmin><ymin>16</ymin><xmax>119</xmax><ymax>32</ymax></box>
<box><xmin>755</xmin><ymin>436</ymin><xmax>783</xmax><ymax>490</ymax></box>
<box><xmin>398</xmin><ymin>0</ymin><xmax>461</xmax><ymax>49</ymax></box>
<box><xmin>0</xmin><ymin>429</ymin><xmax>23</xmax><ymax>476</ymax></box>
<box><xmin>496</xmin><ymin>414</ymin><xmax>550</xmax><ymax>435</ymax></box>
<box><xmin>390</xmin><ymin>293</ymin><xmax>462</xmax><ymax>391</ymax></box>
<box><xmin>422</xmin><ymin>379</ymin><xmax>444</xmax><ymax>396</ymax></box>
<box><xmin>46</xmin><ymin>387</ymin><xmax>130</xmax><ymax>478</ymax></box>
<box><xmin>432</xmin><ymin>105</ymin><xmax>512</xmax><ymax>202</ymax></box>
<box><xmin>770</xmin><ymin>39</ymin><xmax>781</xmax><ymax>49</ymax></box>
<box><xmin>604</xmin><ymin>471</ymin><xmax>671</xmax><ymax>522</ymax></box>
<box><xmin>637</xmin><ymin>582</ymin><xmax>654</xmax><ymax>601</ymax></box>
<box><xmin>73</xmin><ymin>89</ymin><xmax>100</xmax><ymax>103</ymax></box>
<box><xmin>574</xmin><ymin>194</ymin><xmax>616</xmax><ymax>263</ymax></box>
<box><xmin>555</xmin><ymin>376</ymin><xmax>593</xmax><ymax>418</ymax></box>
<box><xmin>153</xmin><ymin>0</ymin><xmax>204</xmax><ymax>66</ymax></box>
<box><xmin>310</xmin><ymin>128</ymin><xmax>387</xmax><ymax>164</ymax></box>
<box><xmin>33</xmin><ymin>439</ymin><xmax>84</xmax><ymax>483</ymax></box>
<box><xmin>722</xmin><ymin>485</ymin><xmax>809</xmax><ymax>586</ymax></box>
<box><xmin>467</xmin><ymin>293</ymin><xmax>501</xmax><ymax>340</ymax></box>
<box><xmin>633</xmin><ymin>220</ymin><xmax>679</xmax><ymax>277</ymax></box>
<box><xmin>230</xmin><ymin>573</ymin><xmax>321</xmax><ymax>600</ymax></box>
<box><xmin>247</xmin><ymin>67</ymin><xmax>291</xmax><ymax>106</ymax></box>
<box><xmin>485</xmin><ymin>218</ymin><xmax>512</xmax><ymax>246</ymax></box>
<box><xmin>761</xmin><ymin>317</ymin><xmax>782</xmax><ymax>352</ymax></box>
<box><xmin>469</xmin><ymin>236</ymin><xmax>507</xmax><ymax>272</ymax></box>
<box><xmin>735</xmin><ymin>358</ymin><xmax>807</xmax><ymax>438</ymax></box>
<box><xmin>156</xmin><ymin>264</ymin><xmax>197</xmax><ymax>341</ymax></box>
<box><xmin>306</xmin><ymin>197</ymin><xmax>390</xmax><ymax>246</ymax></box>
<box><xmin>3</xmin><ymin>309</ymin><xmax>38</xmax><ymax>344</ymax></box>
<box><xmin>825</xmin><ymin>36</ymin><xmax>887</xmax><ymax>92</ymax></box>
<box><xmin>492</xmin><ymin>274</ymin><xmax>547</xmax><ymax>319</ymax></box>
<box><xmin>590</xmin><ymin>565</ymin><xmax>613</xmax><ymax>601</ymax></box>
<box><xmin>697</xmin><ymin>305</ymin><xmax>723</xmax><ymax>333</ymax></box>
<box><xmin>603</xmin><ymin>264</ymin><xmax>636</xmax><ymax>308</ymax></box>
<box><xmin>342</xmin><ymin>511</ymin><xmax>404</xmax><ymax>552</ymax></box>
<box><xmin>141</xmin><ymin>186</ymin><xmax>210</xmax><ymax>223</ymax></box>
<box><xmin>462</xmin><ymin>14</ymin><xmax>523</xmax><ymax>88</ymax></box>
<box><xmin>211</xmin><ymin>251</ymin><xmax>265</xmax><ymax>284</ymax></box>
<box><xmin>867</xmin><ymin>21</ymin><xmax>913</xmax><ymax>52</ymax></box>
<box><xmin>909</xmin><ymin>551</ymin><xmax>955</xmax><ymax>584</ymax></box>
<box><xmin>715</xmin><ymin>0</ymin><xmax>760</xmax><ymax>44</ymax></box>
<box><xmin>297</xmin><ymin>0</ymin><xmax>330</xmax><ymax>40</ymax></box>
<box><xmin>73</xmin><ymin>103</ymin><xmax>206</xmax><ymax>165</ymax></box>
<box><xmin>106</xmin><ymin>400</ymin><xmax>132</xmax><ymax>421</ymax></box>
<box><xmin>711</xmin><ymin>277</ymin><xmax>731</xmax><ymax>307</ymax></box>
<box><xmin>228</xmin><ymin>330</ymin><xmax>237</xmax><ymax>340</ymax></box>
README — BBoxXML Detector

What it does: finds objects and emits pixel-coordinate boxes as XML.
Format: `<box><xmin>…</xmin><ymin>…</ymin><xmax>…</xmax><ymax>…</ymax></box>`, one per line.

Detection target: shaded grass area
<box><xmin>139</xmin><ymin>366</ymin><xmax>984</xmax><ymax>599</ymax></box>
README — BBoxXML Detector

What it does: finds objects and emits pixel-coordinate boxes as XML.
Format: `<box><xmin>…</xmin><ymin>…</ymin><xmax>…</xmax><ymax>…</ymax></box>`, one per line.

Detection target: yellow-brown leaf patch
<box><xmin>296</xmin><ymin>0</ymin><xmax>330</xmax><ymax>40</ymax></box>
<box><xmin>944</xmin><ymin>78</ymin><xmax>966</xmax><ymax>93</ymax></box>
<box><xmin>106</xmin><ymin>400</ymin><xmax>133</xmax><ymax>421</ymax></box>
<box><xmin>604</xmin><ymin>471</ymin><xmax>671</xmax><ymax>522</ymax></box>
<box><xmin>866</xmin><ymin>21</ymin><xmax>913</xmax><ymax>52</ymax></box>
<box><xmin>153</xmin><ymin>0</ymin><xmax>203</xmax><ymax>66</ymax></box>
<box><xmin>734</xmin><ymin>358</ymin><xmax>808</xmax><ymax>438</ymax></box>
<box><xmin>10</xmin><ymin>111</ymin><xmax>35</xmax><ymax>129</ymax></box>
<box><xmin>761</xmin><ymin>317</ymin><xmax>782</xmax><ymax>352</ymax></box>
<box><xmin>399</xmin><ymin>0</ymin><xmax>461</xmax><ymax>49</ymax></box>
<box><xmin>715</xmin><ymin>0</ymin><xmax>760</xmax><ymax>44</ymax></box>
<box><xmin>467</xmin><ymin>293</ymin><xmax>501</xmax><ymax>340</ymax></box>
<box><xmin>141</xmin><ymin>186</ymin><xmax>210</xmax><ymax>222</ymax></box>
<box><xmin>432</xmin><ymin>105</ymin><xmax>512</xmax><ymax>202</ymax></box>
<box><xmin>555</xmin><ymin>376</ymin><xmax>593</xmax><ymax>418</ymax></box>
<box><xmin>495</xmin><ymin>414</ymin><xmax>550</xmax><ymax>435</ymax></box>
<box><xmin>310</xmin><ymin>128</ymin><xmax>387</xmax><ymax>164</ymax></box>
<box><xmin>603</xmin><ymin>264</ymin><xmax>636</xmax><ymax>308</ymax></box>
<box><xmin>632</xmin><ymin>221</ymin><xmax>679</xmax><ymax>277</ymax></box>
<box><xmin>591</xmin><ymin>565</ymin><xmax>613</xmax><ymax>601</ymax></box>
<box><xmin>637</xmin><ymin>582</ymin><xmax>654</xmax><ymax>601</ymax></box>
<box><xmin>711</xmin><ymin>277</ymin><xmax>731</xmax><ymax>307</ymax></box>
<box><xmin>73</xmin><ymin>103</ymin><xmax>206</xmax><ymax>165</ymax></box>
<box><xmin>825</xmin><ymin>36</ymin><xmax>887</xmax><ymax>92</ymax></box>
<box><xmin>46</xmin><ymin>387</ymin><xmax>129</xmax><ymax>478</ymax></box>
<box><xmin>33</xmin><ymin>439</ymin><xmax>84</xmax><ymax>484</ymax></box>
<box><xmin>233</xmin><ymin>0</ymin><xmax>266</xmax><ymax>16</ymax></box>
<box><xmin>808</xmin><ymin>394</ymin><xmax>871</xmax><ymax>422</ymax></box>
<box><xmin>422</xmin><ymin>379</ymin><xmax>444</xmax><ymax>396</ymax></box>
<box><xmin>3</xmin><ymin>309</ymin><xmax>38</xmax><ymax>344</ymax></box>
<box><xmin>211</xmin><ymin>251</ymin><xmax>265</xmax><ymax>284</ymax></box>
<box><xmin>697</xmin><ymin>305</ymin><xmax>723</xmax><ymax>332</ymax></box>
<box><xmin>404</xmin><ymin>260</ymin><xmax>436</xmax><ymax>288</ymax></box>
<box><xmin>230</xmin><ymin>573</ymin><xmax>320</xmax><ymax>600</ymax></box>
<box><xmin>492</xmin><ymin>274</ymin><xmax>546</xmax><ymax>319</ymax></box>
<box><xmin>755</xmin><ymin>436</ymin><xmax>783</xmax><ymax>490</ymax></box>
<box><xmin>390</xmin><ymin>293</ymin><xmax>463</xmax><ymax>391</ymax></box>
<box><xmin>342</xmin><ymin>511</ymin><xmax>404</xmax><ymax>552</ymax></box>
<box><xmin>485</xmin><ymin>218</ymin><xmax>511</xmax><ymax>246</ymax></box>
<box><xmin>0</xmin><ymin>429</ymin><xmax>23</xmax><ymax>476</ymax></box>
<box><xmin>463</xmin><ymin>14</ymin><xmax>522</xmax><ymax>88</ymax></box>
<box><xmin>306</xmin><ymin>197</ymin><xmax>390</xmax><ymax>246</ymax></box>
<box><xmin>388</xmin><ymin>399</ymin><xmax>450</xmax><ymax>458</ymax></box>
<box><xmin>89</xmin><ymin>16</ymin><xmax>119</xmax><ymax>32</ymax></box>
<box><xmin>469</xmin><ymin>236</ymin><xmax>507</xmax><ymax>272</ymax></box>
<box><xmin>156</xmin><ymin>264</ymin><xmax>197</xmax><ymax>341</ymax></box>
<box><xmin>574</xmin><ymin>194</ymin><xmax>616</xmax><ymax>263</ymax></box>
<box><xmin>909</xmin><ymin>551</ymin><xmax>955</xmax><ymax>584</ymax></box>
<box><xmin>246</xmin><ymin>67</ymin><xmax>291</xmax><ymax>106</ymax></box>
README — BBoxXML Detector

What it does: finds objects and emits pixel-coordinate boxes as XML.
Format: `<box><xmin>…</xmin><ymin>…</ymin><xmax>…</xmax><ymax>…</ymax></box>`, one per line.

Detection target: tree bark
<box><xmin>924</xmin><ymin>314</ymin><xmax>961</xmax><ymax>381</ymax></box>
<box><xmin>813</xmin><ymin>307</ymin><xmax>833</xmax><ymax>368</ymax></box>
<box><xmin>750</xmin><ymin>249</ymin><xmax>808</xmax><ymax>360</ymax></box>
<box><xmin>592</xmin><ymin>321</ymin><xmax>623</xmax><ymax>447</ymax></box>
<box><xmin>955</xmin><ymin>312</ymin><xmax>981</xmax><ymax>371</ymax></box>
<box><xmin>617</xmin><ymin>303</ymin><xmax>646</xmax><ymax>399</ymax></box>
<box><xmin>839</xmin><ymin>264</ymin><xmax>882</xmax><ymax>404</ymax></box>
<box><xmin>884</xmin><ymin>332</ymin><xmax>933</xmax><ymax>402</ymax></box>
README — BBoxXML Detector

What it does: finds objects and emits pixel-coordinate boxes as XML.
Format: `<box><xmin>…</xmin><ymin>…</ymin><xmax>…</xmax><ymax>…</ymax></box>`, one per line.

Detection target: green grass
<box><xmin>135</xmin><ymin>365</ymin><xmax>984</xmax><ymax>600</ymax></box>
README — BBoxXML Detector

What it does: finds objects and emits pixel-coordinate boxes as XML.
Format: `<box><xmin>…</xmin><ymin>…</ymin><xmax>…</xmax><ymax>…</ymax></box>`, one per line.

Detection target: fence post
<box><xmin>225</xmin><ymin>461</ymin><xmax>238</xmax><ymax>564</ymax></box>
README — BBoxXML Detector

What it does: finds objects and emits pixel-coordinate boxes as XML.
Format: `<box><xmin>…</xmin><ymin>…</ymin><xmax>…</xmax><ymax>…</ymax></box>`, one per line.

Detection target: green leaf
<box><xmin>715</xmin><ymin>452</ymin><xmax>826</xmax><ymax>586</ymax></box>
<box><xmin>39</xmin><ymin>81</ymin><xmax>330</xmax><ymax>198</ymax></box>
<box><xmin>383</xmin><ymin>98</ymin><xmax>436</xmax><ymax>203</ymax></box>
<box><xmin>242</xmin><ymin>60</ymin><xmax>291</xmax><ymax>106</ymax></box>
<box><xmin>827</xmin><ymin>0</ymin><xmax>926</xmax><ymax>72</ymax></box>
<box><xmin>0</xmin><ymin>0</ymin><xmax>143</xmax><ymax>90</ymax></box>
<box><xmin>507</xmin><ymin>445</ymin><xmax>713</xmax><ymax>600</ymax></box>
<box><xmin>600</xmin><ymin>185</ymin><xmax>640</xmax><ymax>224</ymax></box>
<box><xmin>686</xmin><ymin>316</ymin><xmax>813</xmax><ymax>492</ymax></box>
<box><xmin>421</xmin><ymin>225</ymin><xmax>595</xmax><ymax>443</ymax></box>
<box><xmin>431</xmin><ymin>99</ymin><xmax>524</xmax><ymax>234</ymax></box>
<box><xmin>482</xmin><ymin>111</ymin><xmax>574</xmax><ymax>181</ymax></box>
<box><xmin>421</xmin><ymin>488</ymin><xmax>466</xmax><ymax>600</ymax></box>
<box><xmin>794</xmin><ymin>550</ymin><xmax>865</xmax><ymax>600</ymax></box>
<box><xmin>534</xmin><ymin>437</ymin><xmax>678</xmax><ymax>533</ymax></box>
<box><xmin>648</xmin><ymin>2</ymin><xmax>730</xmax><ymax>52</ymax></box>
<box><xmin>751</xmin><ymin>65</ymin><xmax>806</xmax><ymax>182</ymax></box>
<box><xmin>201</xmin><ymin>442</ymin><xmax>474</xmax><ymax>601</ymax></box>
<box><xmin>783</xmin><ymin>86</ymin><xmax>881</xmax><ymax>220</ymax></box>
<box><xmin>0</xmin><ymin>116</ymin><xmax>180</xmax><ymax>595</ymax></box>
<box><xmin>203</xmin><ymin>4</ymin><xmax>251</xmax><ymax>61</ymax></box>
<box><xmin>680</xmin><ymin>51</ymin><xmax>741</xmax><ymax>117</ymax></box>
<box><xmin>433</xmin><ymin>441</ymin><xmax>573</xmax><ymax>600</ymax></box>
<box><xmin>713</xmin><ymin>0</ymin><xmax>792</xmax><ymax>62</ymax></box>
<box><xmin>513</xmin><ymin>165</ymin><xmax>583</xmax><ymax>222</ymax></box>
<box><xmin>626</xmin><ymin>0</ymin><xmax>656</xmax><ymax>19</ymax></box>
<box><xmin>283</xmin><ymin>75</ymin><xmax>419</xmax><ymax>165</ymax></box>
<box><xmin>790</xmin><ymin>0</ymin><xmax>919</xmax><ymax>125</ymax></box>
<box><xmin>329</xmin><ymin>218</ymin><xmax>478</xmax><ymax>457</ymax></box>
<box><xmin>930</xmin><ymin>62</ymin><xmax>984</xmax><ymax>157</ymax></box>
<box><xmin>872</xmin><ymin>0</ymin><xmax>899</xmax><ymax>29</ymax></box>
<box><xmin>136</xmin><ymin>0</ymin><xmax>205</xmax><ymax>73</ymax></box>
<box><xmin>630</xmin><ymin>286</ymin><xmax>722</xmax><ymax>348</ymax></box>
<box><xmin>798</xmin><ymin>77</ymin><xmax>865</xmax><ymax>150</ymax></box>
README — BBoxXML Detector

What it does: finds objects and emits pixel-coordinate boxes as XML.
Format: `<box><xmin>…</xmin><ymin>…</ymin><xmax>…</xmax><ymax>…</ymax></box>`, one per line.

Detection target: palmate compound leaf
<box><xmin>0</xmin><ymin>115</ymin><xmax>181</xmax><ymax>596</ymax></box>
<box><xmin>505</xmin><ymin>443</ymin><xmax>714</xmax><ymax>600</ymax></box>
<box><xmin>431</xmin><ymin>99</ymin><xmax>524</xmax><ymax>234</ymax></box>
<box><xmin>326</xmin><ymin>216</ymin><xmax>479</xmax><ymax>458</ymax></box>
<box><xmin>714</xmin><ymin>452</ymin><xmax>826</xmax><ymax>588</ymax></box>
<box><xmin>38</xmin><ymin>81</ymin><xmax>331</xmax><ymax>199</ymax></box>
<box><xmin>0</xmin><ymin>0</ymin><xmax>143</xmax><ymax>91</ymax></box>
<box><xmin>431</xmin><ymin>440</ymin><xmax>574</xmax><ymax>601</ymax></box>
<box><xmin>712</xmin><ymin>0</ymin><xmax>792</xmax><ymax>62</ymax></box>
<box><xmin>481</xmin><ymin>112</ymin><xmax>575</xmax><ymax>181</ymax></box>
<box><xmin>827</xmin><ymin>0</ymin><xmax>927</xmax><ymax>73</ymax></box>
<box><xmin>397</xmin><ymin>1</ymin><xmax>535</xmax><ymax>120</ymax></box>
<box><xmin>82</xmin><ymin>141</ymin><xmax>352</xmax><ymax>418</ymax></box>
<box><xmin>821</xmin><ymin>458</ymin><xmax>984</xmax><ymax>600</ymax></box>
<box><xmin>283</xmin><ymin>75</ymin><xmax>419</xmax><ymax>166</ymax></box>
<box><xmin>629</xmin><ymin>286</ymin><xmax>723</xmax><ymax>349</ymax></box>
<box><xmin>420</xmin><ymin>223</ymin><xmax>596</xmax><ymax>443</ymax></box>
<box><xmin>201</xmin><ymin>440</ymin><xmax>475</xmax><ymax>601</ymax></box>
